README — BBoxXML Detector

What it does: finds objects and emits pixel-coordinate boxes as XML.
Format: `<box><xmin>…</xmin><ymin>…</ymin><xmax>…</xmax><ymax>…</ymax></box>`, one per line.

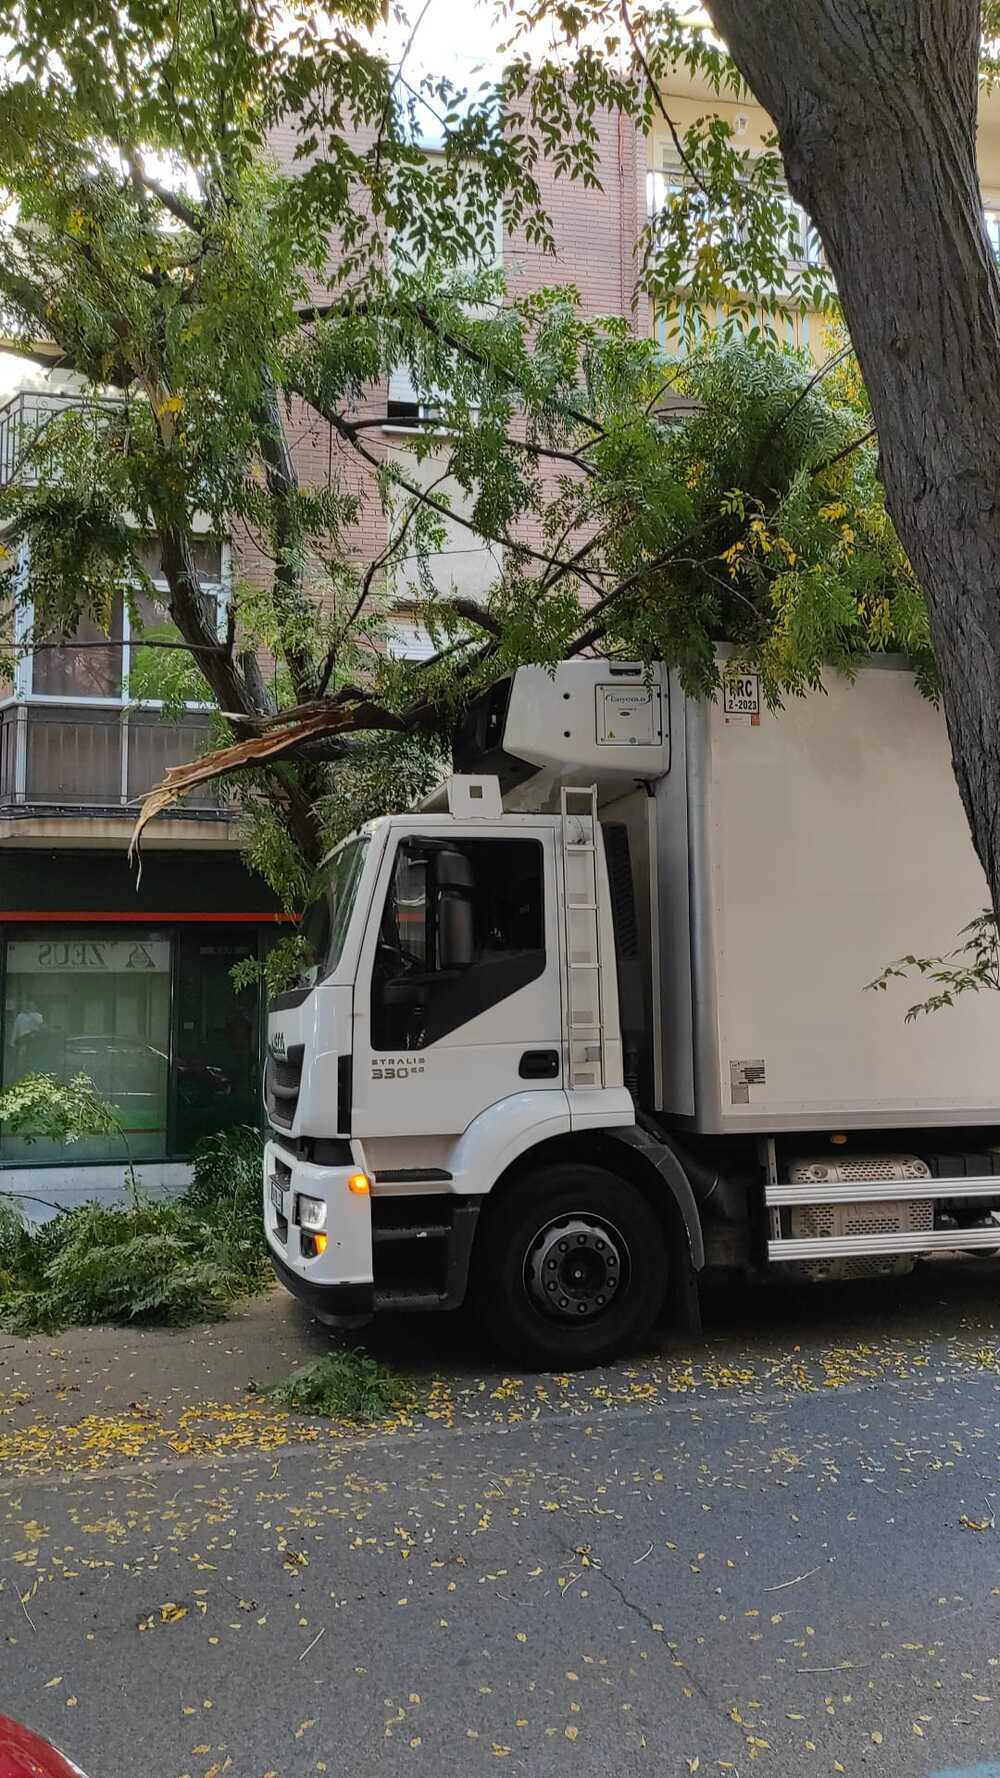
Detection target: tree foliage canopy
<box><xmin>0</xmin><ymin>0</ymin><xmax>931</xmax><ymax>895</ymax></box>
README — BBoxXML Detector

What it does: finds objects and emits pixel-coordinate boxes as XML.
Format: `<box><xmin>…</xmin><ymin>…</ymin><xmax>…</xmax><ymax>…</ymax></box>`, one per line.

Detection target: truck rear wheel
<box><xmin>470</xmin><ymin>1163</ymin><xmax>668</xmax><ymax>1368</ymax></box>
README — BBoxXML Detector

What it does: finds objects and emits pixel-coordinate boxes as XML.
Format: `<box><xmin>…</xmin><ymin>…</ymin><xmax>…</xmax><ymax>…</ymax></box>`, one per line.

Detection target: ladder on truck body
<box><xmin>559</xmin><ymin>785</ymin><xmax>606</xmax><ymax>1090</ymax></box>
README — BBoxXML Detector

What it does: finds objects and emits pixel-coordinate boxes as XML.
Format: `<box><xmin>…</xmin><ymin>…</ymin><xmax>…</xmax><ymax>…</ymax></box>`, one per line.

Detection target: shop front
<box><xmin>0</xmin><ymin>850</ymin><xmax>285</xmax><ymax>1212</ymax></box>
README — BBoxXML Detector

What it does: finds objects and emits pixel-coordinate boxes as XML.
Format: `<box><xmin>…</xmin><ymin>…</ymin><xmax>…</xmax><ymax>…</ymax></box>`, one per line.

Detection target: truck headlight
<box><xmin>296</xmin><ymin>1193</ymin><xmax>327</xmax><ymax>1231</ymax></box>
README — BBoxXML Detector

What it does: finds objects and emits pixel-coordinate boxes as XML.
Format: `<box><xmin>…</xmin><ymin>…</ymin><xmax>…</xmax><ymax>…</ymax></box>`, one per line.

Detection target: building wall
<box><xmin>505</xmin><ymin>107</ymin><xmax>647</xmax><ymax>326</ymax></box>
<box><xmin>246</xmin><ymin>110</ymin><xmax>651</xmax><ymax>632</ymax></box>
<box><xmin>648</xmin><ymin>73</ymin><xmax>1000</xmax><ymax>358</ymax></box>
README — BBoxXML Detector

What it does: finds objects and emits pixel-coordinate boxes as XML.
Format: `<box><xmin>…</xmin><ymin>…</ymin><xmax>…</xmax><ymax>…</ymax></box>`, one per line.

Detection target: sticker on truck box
<box><xmin>730</xmin><ymin>1058</ymin><xmax>766</xmax><ymax>1104</ymax></box>
<box><xmin>723</xmin><ymin>672</ymin><xmax>761</xmax><ymax>725</ymax></box>
<box><xmin>596</xmin><ymin>683</ymin><xmax>664</xmax><ymax>746</ymax></box>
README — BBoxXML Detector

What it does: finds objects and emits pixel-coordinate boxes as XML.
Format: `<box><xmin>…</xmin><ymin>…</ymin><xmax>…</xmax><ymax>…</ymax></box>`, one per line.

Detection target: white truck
<box><xmin>263</xmin><ymin>656</ymin><xmax>1000</xmax><ymax>1365</ymax></box>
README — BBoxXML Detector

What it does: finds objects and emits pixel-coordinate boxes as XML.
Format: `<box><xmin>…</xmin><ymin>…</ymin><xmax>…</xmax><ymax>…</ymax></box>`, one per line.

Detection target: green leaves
<box><xmin>0</xmin><ymin>1071</ymin><xmax>123</xmax><ymax>1147</ymax></box>
<box><xmin>867</xmin><ymin>913</ymin><xmax>1000</xmax><ymax>1022</ymax></box>
<box><xmin>261</xmin><ymin>1353</ymin><xmax>414</xmax><ymax>1422</ymax></box>
<box><xmin>0</xmin><ymin>1123</ymin><xmax>270</xmax><ymax>1332</ymax></box>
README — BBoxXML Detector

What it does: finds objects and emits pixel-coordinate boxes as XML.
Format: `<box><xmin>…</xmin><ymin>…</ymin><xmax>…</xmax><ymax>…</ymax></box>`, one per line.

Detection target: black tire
<box><xmin>470</xmin><ymin>1162</ymin><xmax>668</xmax><ymax>1368</ymax></box>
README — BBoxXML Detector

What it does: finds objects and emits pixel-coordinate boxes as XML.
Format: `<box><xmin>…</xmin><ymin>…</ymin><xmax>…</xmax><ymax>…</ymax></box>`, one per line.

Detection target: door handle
<box><xmin>519</xmin><ymin>1049</ymin><xmax>560</xmax><ymax>1080</ymax></box>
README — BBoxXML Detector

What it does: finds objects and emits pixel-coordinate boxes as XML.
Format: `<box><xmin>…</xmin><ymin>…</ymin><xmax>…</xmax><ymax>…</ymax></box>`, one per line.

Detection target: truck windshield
<box><xmin>298</xmin><ymin>836</ymin><xmax>369</xmax><ymax>986</ymax></box>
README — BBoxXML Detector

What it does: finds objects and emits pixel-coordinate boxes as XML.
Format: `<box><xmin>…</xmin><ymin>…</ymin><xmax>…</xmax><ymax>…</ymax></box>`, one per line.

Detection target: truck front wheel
<box><xmin>470</xmin><ymin>1163</ymin><xmax>668</xmax><ymax>1368</ymax></box>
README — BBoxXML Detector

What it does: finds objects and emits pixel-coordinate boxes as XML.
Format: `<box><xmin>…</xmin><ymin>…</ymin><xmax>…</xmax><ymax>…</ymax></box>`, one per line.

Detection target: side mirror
<box><xmin>434</xmin><ymin>849</ymin><xmax>475</xmax><ymax>970</ymax></box>
<box><xmin>438</xmin><ymin>893</ymin><xmax>474</xmax><ymax>970</ymax></box>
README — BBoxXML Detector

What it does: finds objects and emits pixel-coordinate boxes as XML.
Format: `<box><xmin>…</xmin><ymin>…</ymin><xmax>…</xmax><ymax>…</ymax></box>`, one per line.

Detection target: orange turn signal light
<box><xmin>313</xmin><ymin>1232</ymin><xmax>328</xmax><ymax>1255</ymax></box>
<box><xmin>348</xmin><ymin>1171</ymin><xmax>371</xmax><ymax>1195</ymax></box>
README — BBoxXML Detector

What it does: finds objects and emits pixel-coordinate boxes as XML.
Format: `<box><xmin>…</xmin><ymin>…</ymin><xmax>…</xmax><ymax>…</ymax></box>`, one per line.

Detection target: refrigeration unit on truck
<box><xmin>263</xmin><ymin>655</ymin><xmax>1000</xmax><ymax>1365</ymax></box>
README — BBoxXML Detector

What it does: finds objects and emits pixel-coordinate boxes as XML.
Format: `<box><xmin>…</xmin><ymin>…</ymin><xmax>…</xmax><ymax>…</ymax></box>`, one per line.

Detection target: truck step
<box><xmin>766</xmin><ymin>1173</ymin><xmax>1000</xmax><ymax>1208</ymax></box>
<box><xmin>768</xmin><ymin>1225</ymin><xmax>1000</xmax><ymax>1262</ymax></box>
<box><xmin>374</xmin><ymin>1285</ymin><xmax>449</xmax><ymax>1310</ymax></box>
<box><xmin>372</xmin><ymin>1223</ymin><xmax>450</xmax><ymax>1244</ymax></box>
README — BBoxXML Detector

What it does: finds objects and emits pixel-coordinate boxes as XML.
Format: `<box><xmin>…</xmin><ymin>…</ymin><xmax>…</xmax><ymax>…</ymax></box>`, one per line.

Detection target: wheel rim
<box><xmin>523</xmin><ymin>1213</ymin><xmax>630</xmax><ymax>1322</ymax></box>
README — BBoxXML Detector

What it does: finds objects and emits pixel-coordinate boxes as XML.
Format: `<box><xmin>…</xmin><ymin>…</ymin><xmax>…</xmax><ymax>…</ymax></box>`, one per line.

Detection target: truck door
<box><xmin>351</xmin><ymin>827</ymin><xmax>564</xmax><ymax>1162</ymax></box>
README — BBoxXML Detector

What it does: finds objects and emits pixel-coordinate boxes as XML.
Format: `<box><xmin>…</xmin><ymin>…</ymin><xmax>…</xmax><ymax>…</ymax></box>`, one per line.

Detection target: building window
<box><xmin>1</xmin><ymin>927</ymin><xmax>171</xmax><ymax>1163</ymax></box>
<box><xmin>371</xmin><ymin>837</ymin><xmax>545</xmax><ymax>1050</ymax></box>
<box><xmin>20</xmin><ymin>535</ymin><xmax>226</xmax><ymax>706</ymax></box>
<box><xmin>647</xmin><ymin>151</ymin><xmax>825</xmax><ymax>270</ymax></box>
<box><xmin>127</xmin><ymin>585</ymin><xmax>219</xmax><ymax>705</ymax></box>
<box><xmin>133</xmin><ymin>537</ymin><xmax>223</xmax><ymax>585</ymax></box>
<box><xmin>0</xmin><ymin>922</ymin><xmax>266</xmax><ymax>1165</ymax></box>
<box><xmin>31</xmin><ymin>597</ymin><xmax>125</xmax><ymax>699</ymax></box>
<box><xmin>385</xmin><ymin>616</ymin><xmax>438</xmax><ymax>661</ymax></box>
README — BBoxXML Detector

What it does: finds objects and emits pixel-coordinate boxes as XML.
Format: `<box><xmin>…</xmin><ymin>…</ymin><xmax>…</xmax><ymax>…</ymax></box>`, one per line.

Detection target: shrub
<box><xmin>0</xmin><ymin>1115</ymin><xmax>272</xmax><ymax>1335</ymax></box>
<box><xmin>185</xmin><ymin>1124</ymin><xmax>269</xmax><ymax>1296</ymax></box>
<box><xmin>261</xmin><ymin>1353</ymin><xmax>414</xmax><ymax>1422</ymax></box>
<box><xmin>187</xmin><ymin>1124</ymin><xmax>264</xmax><ymax>1211</ymax></box>
<box><xmin>0</xmin><ymin>1198</ymin><xmax>260</xmax><ymax>1334</ymax></box>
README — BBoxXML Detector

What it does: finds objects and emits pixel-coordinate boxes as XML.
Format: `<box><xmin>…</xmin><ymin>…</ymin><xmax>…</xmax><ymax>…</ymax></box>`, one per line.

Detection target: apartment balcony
<box><xmin>0</xmin><ymin>390</ymin><xmax>123</xmax><ymax>491</ymax></box>
<box><xmin>0</xmin><ymin>700</ymin><xmax>228</xmax><ymax>818</ymax></box>
<box><xmin>645</xmin><ymin>168</ymin><xmax>826</xmax><ymax>265</ymax></box>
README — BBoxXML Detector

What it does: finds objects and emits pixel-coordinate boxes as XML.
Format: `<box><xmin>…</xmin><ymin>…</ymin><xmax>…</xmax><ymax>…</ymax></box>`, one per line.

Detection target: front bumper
<box><xmin>264</xmin><ymin>1138</ymin><xmax>373</xmax><ymax>1305</ymax></box>
<box><xmin>269</xmin><ymin>1247</ymin><xmax>375</xmax><ymax>1318</ymax></box>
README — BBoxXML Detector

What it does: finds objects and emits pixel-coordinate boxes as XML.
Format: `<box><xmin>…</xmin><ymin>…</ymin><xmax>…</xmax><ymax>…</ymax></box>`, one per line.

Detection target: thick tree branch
<box><xmin>155</xmin><ymin>525</ymin><xmax>263</xmax><ymax>722</ymax></box>
<box><xmin>393</xmin><ymin>595</ymin><xmax>503</xmax><ymax>638</ymax></box>
<box><xmin>125</xmin><ymin>155</ymin><xmax>203</xmax><ymax>233</ymax></box>
<box><xmin>253</xmin><ymin>371</ymin><xmax>320</xmax><ymax>703</ymax></box>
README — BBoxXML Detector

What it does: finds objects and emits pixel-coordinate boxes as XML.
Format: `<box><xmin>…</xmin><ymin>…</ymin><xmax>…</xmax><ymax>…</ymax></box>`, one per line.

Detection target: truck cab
<box><xmin>262</xmin><ymin>767</ymin><xmax>683</xmax><ymax>1365</ymax></box>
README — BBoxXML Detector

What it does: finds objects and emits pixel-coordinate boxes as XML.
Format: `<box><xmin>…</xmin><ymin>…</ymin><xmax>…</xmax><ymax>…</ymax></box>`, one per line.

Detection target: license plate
<box><xmin>269</xmin><ymin>1177</ymin><xmax>286</xmax><ymax>1216</ymax></box>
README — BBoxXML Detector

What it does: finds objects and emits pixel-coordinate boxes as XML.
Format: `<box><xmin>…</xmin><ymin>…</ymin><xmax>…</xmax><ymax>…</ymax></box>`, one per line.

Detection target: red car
<box><xmin>0</xmin><ymin>1718</ymin><xmax>88</xmax><ymax>1778</ymax></box>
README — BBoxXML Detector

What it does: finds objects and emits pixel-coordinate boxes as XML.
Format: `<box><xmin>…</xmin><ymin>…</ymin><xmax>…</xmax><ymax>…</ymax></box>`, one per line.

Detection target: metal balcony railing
<box><xmin>0</xmin><ymin>391</ymin><xmax>123</xmax><ymax>490</ymax></box>
<box><xmin>645</xmin><ymin>169</ymin><xmax>826</xmax><ymax>269</ymax></box>
<box><xmin>0</xmin><ymin>701</ymin><xmax>229</xmax><ymax>815</ymax></box>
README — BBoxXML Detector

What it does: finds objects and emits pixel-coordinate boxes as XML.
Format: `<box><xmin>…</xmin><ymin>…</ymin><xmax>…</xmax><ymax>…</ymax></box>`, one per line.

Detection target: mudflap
<box><xmin>669</xmin><ymin>1239</ymin><xmax>703</xmax><ymax>1335</ymax></box>
<box><xmin>598</xmin><ymin>1123</ymin><xmax>705</xmax><ymax>1338</ymax></box>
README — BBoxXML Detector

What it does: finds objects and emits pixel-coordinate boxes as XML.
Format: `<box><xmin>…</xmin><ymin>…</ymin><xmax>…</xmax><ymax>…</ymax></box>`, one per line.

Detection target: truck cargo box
<box><xmin>659</xmin><ymin>660</ymin><xmax>1000</xmax><ymax>1132</ymax></box>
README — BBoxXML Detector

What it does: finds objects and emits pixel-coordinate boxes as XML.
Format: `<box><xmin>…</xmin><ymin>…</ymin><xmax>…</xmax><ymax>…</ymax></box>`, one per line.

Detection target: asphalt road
<box><xmin>3</xmin><ymin>1264</ymin><xmax>1000</xmax><ymax>1778</ymax></box>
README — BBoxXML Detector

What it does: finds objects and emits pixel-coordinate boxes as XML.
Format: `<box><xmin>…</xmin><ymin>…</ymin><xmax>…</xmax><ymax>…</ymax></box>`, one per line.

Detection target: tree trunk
<box><xmin>156</xmin><ymin>525</ymin><xmax>323</xmax><ymax>862</ymax></box>
<box><xmin>253</xmin><ymin>373</ymin><xmax>320</xmax><ymax>705</ymax></box>
<box><xmin>706</xmin><ymin>0</ymin><xmax>1000</xmax><ymax>911</ymax></box>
